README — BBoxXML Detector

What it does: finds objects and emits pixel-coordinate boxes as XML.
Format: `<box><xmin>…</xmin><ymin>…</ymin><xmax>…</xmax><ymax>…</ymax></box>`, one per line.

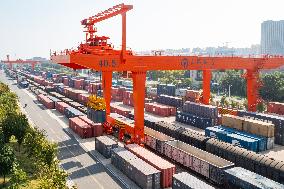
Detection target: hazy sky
<box><xmin>0</xmin><ymin>0</ymin><xmax>283</xmax><ymax>59</ymax></box>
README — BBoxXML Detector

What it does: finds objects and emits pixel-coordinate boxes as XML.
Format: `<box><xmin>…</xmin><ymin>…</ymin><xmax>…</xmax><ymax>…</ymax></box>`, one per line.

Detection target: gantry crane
<box><xmin>51</xmin><ymin>4</ymin><xmax>284</xmax><ymax>144</ymax></box>
<box><xmin>1</xmin><ymin>55</ymin><xmax>40</xmax><ymax>70</ymax></box>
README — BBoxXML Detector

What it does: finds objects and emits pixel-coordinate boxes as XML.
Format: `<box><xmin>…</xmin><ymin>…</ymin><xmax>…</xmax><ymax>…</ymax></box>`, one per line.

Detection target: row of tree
<box><xmin>147</xmin><ymin>70</ymin><xmax>284</xmax><ymax>102</ymax></box>
<box><xmin>219</xmin><ymin>70</ymin><xmax>284</xmax><ymax>102</ymax></box>
<box><xmin>0</xmin><ymin>82</ymin><xmax>69</xmax><ymax>189</ymax></box>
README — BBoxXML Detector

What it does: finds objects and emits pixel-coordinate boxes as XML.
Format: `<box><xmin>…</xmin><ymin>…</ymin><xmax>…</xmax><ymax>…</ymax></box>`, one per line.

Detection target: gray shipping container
<box><xmin>224</xmin><ymin>167</ymin><xmax>284</xmax><ymax>189</ymax></box>
<box><xmin>165</xmin><ymin>140</ymin><xmax>234</xmax><ymax>185</ymax></box>
<box><xmin>172</xmin><ymin>172</ymin><xmax>215</xmax><ymax>189</ymax></box>
<box><xmin>95</xmin><ymin>136</ymin><xmax>118</xmax><ymax>158</ymax></box>
<box><xmin>111</xmin><ymin>147</ymin><xmax>161</xmax><ymax>189</ymax></box>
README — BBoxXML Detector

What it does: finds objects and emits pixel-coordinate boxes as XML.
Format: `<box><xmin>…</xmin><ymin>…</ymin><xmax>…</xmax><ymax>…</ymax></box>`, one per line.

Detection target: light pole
<box><xmin>228</xmin><ymin>85</ymin><xmax>232</xmax><ymax>98</ymax></box>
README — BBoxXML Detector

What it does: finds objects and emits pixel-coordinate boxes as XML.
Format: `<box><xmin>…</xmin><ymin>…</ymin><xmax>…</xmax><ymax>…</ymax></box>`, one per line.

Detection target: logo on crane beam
<box><xmin>181</xmin><ymin>58</ymin><xmax>189</xmax><ymax>69</ymax></box>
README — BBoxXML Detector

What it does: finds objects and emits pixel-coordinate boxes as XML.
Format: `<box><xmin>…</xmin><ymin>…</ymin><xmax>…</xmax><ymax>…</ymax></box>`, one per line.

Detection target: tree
<box><xmin>260</xmin><ymin>72</ymin><xmax>284</xmax><ymax>102</ymax></box>
<box><xmin>257</xmin><ymin>102</ymin><xmax>266</xmax><ymax>113</ymax></box>
<box><xmin>13</xmin><ymin>113</ymin><xmax>29</xmax><ymax>151</ymax></box>
<box><xmin>8</xmin><ymin>163</ymin><xmax>28</xmax><ymax>189</ymax></box>
<box><xmin>1</xmin><ymin>113</ymin><xmax>29</xmax><ymax>150</ymax></box>
<box><xmin>220</xmin><ymin>70</ymin><xmax>246</xmax><ymax>97</ymax></box>
<box><xmin>0</xmin><ymin>144</ymin><xmax>16</xmax><ymax>184</ymax></box>
<box><xmin>38</xmin><ymin>162</ymin><xmax>68</xmax><ymax>189</ymax></box>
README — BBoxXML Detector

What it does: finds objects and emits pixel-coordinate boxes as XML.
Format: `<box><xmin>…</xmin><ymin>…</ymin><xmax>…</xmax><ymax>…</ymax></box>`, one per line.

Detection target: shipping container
<box><xmin>87</xmin><ymin>108</ymin><xmax>106</xmax><ymax>123</ymax></box>
<box><xmin>176</xmin><ymin>111</ymin><xmax>216</xmax><ymax>129</ymax></box>
<box><xmin>145</xmin><ymin>103</ymin><xmax>176</xmax><ymax>117</ymax></box>
<box><xmin>224</xmin><ymin>167</ymin><xmax>284</xmax><ymax>189</ymax></box>
<box><xmin>55</xmin><ymin>101</ymin><xmax>70</xmax><ymax>114</ymax></box>
<box><xmin>79</xmin><ymin>116</ymin><xmax>103</xmax><ymax>137</ymax></box>
<box><xmin>172</xmin><ymin>172</ymin><xmax>215</xmax><ymax>189</ymax></box>
<box><xmin>69</xmin><ymin>117</ymin><xmax>93</xmax><ymax>138</ymax></box>
<box><xmin>64</xmin><ymin>107</ymin><xmax>84</xmax><ymax>118</ymax></box>
<box><xmin>111</xmin><ymin>147</ymin><xmax>161</xmax><ymax>189</ymax></box>
<box><xmin>205</xmin><ymin>126</ymin><xmax>267</xmax><ymax>152</ymax></box>
<box><xmin>165</xmin><ymin>140</ymin><xmax>234</xmax><ymax>185</ymax></box>
<box><xmin>125</xmin><ymin>144</ymin><xmax>176</xmax><ymax>188</ymax></box>
<box><xmin>182</xmin><ymin>101</ymin><xmax>218</xmax><ymax>119</ymax></box>
<box><xmin>157</xmin><ymin>94</ymin><xmax>183</xmax><ymax>108</ymax></box>
<box><xmin>237</xmin><ymin>111</ymin><xmax>284</xmax><ymax>145</ymax></box>
<box><xmin>144</xmin><ymin>127</ymin><xmax>174</xmax><ymax>154</ymax></box>
<box><xmin>95</xmin><ymin>136</ymin><xmax>118</xmax><ymax>158</ymax></box>
<box><xmin>267</xmin><ymin>102</ymin><xmax>284</xmax><ymax>115</ymax></box>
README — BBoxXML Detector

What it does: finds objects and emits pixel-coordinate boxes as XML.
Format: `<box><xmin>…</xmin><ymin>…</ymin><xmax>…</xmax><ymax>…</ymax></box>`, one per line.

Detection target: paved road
<box><xmin>0</xmin><ymin>71</ymin><xmax>123</xmax><ymax>189</ymax></box>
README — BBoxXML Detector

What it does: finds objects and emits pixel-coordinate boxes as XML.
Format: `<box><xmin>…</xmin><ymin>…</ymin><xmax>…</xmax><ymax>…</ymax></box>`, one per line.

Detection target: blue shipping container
<box><xmin>205</xmin><ymin>126</ymin><xmax>260</xmax><ymax>152</ymax></box>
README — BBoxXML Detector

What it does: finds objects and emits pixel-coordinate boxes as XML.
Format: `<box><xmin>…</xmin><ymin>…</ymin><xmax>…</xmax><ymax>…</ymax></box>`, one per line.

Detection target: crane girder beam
<box><xmin>51</xmin><ymin>54</ymin><xmax>284</xmax><ymax>71</ymax></box>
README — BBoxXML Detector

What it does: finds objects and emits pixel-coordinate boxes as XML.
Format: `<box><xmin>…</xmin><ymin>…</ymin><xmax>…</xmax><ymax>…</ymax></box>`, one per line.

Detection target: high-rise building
<box><xmin>261</xmin><ymin>20</ymin><xmax>284</xmax><ymax>55</ymax></box>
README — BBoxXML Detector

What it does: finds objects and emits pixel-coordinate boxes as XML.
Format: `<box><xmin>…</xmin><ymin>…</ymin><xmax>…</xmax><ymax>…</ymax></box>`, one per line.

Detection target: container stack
<box><xmin>164</xmin><ymin>140</ymin><xmax>234</xmax><ymax>185</ymax></box>
<box><xmin>111</xmin><ymin>86</ymin><xmax>126</xmax><ymax>101</ymax></box>
<box><xmin>110</xmin><ymin>104</ymin><xmax>131</xmax><ymax>117</ymax></box>
<box><xmin>78</xmin><ymin>93</ymin><xmax>90</xmax><ymax>105</ymax></box>
<box><xmin>37</xmin><ymin>94</ymin><xmax>54</xmax><ymax>109</ymax></box>
<box><xmin>157</xmin><ymin>84</ymin><xmax>176</xmax><ymax>96</ymax></box>
<box><xmin>47</xmin><ymin>96</ymin><xmax>61</xmax><ymax>109</ymax></box>
<box><xmin>64</xmin><ymin>107</ymin><xmax>84</xmax><ymax>118</ymax></box>
<box><xmin>88</xmin><ymin>83</ymin><xmax>101</xmax><ymax>94</ymax></box>
<box><xmin>74</xmin><ymin>78</ymin><xmax>84</xmax><ymax>90</ymax></box>
<box><xmin>122</xmin><ymin>90</ymin><xmax>134</xmax><ymax>106</ymax></box>
<box><xmin>125</xmin><ymin>144</ymin><xmax>176</xmax><ymax>188</ymax></box>
<box><xmin>205</xmin><ymin>126</ymin><xmax>272</xmax><ymax>152</ymax></box>
<box><xmin>95</xmin><ymin>136</ymin><xmax>118</xmax><ymax>158</ymax></box>
<box><xmin>55</xmin><ymin>101</ymin><xmax>70</xmax><ymax>114</ymax></box>
<box><xmin>19</xmin><ymin>81</ymin><xmax>29</xmax><ymax>88</ymax></box>
<box><xmin>176</xmin><ymin>101</ymin><xmax>218</xmax><ymax>129</ymax></box>
<box><xmin>222</xmin><ymin>114</ymin><xmax>275</xmax><ymax>148</ymax></box>
<box><xmin>79</xmin><ymin>116</ymin><xmax>103</xmax><ymax>137</ymax></box>
<box><xmin>69</xmin><ymin>117</ymin><xmax>93</xmax><ymax>138</ymax></box>
<box><xmin>224</xmin><ymin>167</ymin><xmax>284</xmax><ymax>189</ymax></box>
<box><xmin>185</xmin><ymin>90</ymin><xmax>201</xmax><ymax>102</ymax></box>
<box><xmin>87</xmin><ymin>108</ymin><xmax>106</xmax><ymax>123</ymax></box>
<box><xmin>145</xmin><ymin>103</ymin><xmax>176</xmax><ymax>117</ymax></box>
<box><xmin>111</xmin><ymin>147</ymin><xmax>161</xmax><ymax>189</ymax></box>
<box><xmin>237</xmin><ymin>111</ymin><xmax>284</xmax><ymax>145</ymax></box>
<box><xmin>267</xmin><ymin>102</ymin><xmax>284</xmax><ymax>115</ymax></box>
<box><xmin>172</xmin><ymin>172</ymin><xmax>215</xmax><ymax>189</ymax></box>
<box><xmin>157</xmin><ymin>94</ymin><xmax>183</xmax><ymax>108</ymax></box>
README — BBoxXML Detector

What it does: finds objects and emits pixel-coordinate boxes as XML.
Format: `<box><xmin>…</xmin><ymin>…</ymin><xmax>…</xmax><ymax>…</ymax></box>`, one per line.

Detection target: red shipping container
<box><xmin>37</xmin><ymin>94</ymin><xmax>54</xmax><ymax>109</ymax></box>
<box><xmin>78</xmin><ymin>116</ymin><xmax>103</xmax><ymax>137</ymax></box>
<box><xmin>69</xmin><ymin>117</ymin><xmax>93</xmax><ymax>138</ymax></box>
<box><xmin>110</xmin><ymin>105</ymin><xmax>131</xmax><ymax>117</ymax></box>
<box><xmin>78</xmin><ymin>93</ymin><xmax>90</xmax><ymax>105</ymax></box>
<box><xmin>125</xmin><ymin>144</ymin><xmax>176</xmax><ymax>188</ymax></box>
<box><xmin>55</xmin><ymin>101</ymin><xmax>70</xmax><ymax>114</ymax></box>
<box><xmin>267</xmin><ymin>102</ymin><xmax>284</xmax><ymax>115</ymax></box>
<box><xmin>74</xmin><ymin>79</ymin><xmax>84</xmax><ymax>90</ymax></box>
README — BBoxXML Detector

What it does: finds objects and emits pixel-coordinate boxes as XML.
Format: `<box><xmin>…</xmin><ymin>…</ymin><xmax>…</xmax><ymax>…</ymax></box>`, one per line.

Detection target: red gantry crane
<box><xmin>1</xmin><ymin>55</ymin><xmax>40</xmax><ymax>70</ymax></box>
<box><xmin>51</xmin><ymin>4</ymin><xmax>284</xmax><ymax>144</ymax></box>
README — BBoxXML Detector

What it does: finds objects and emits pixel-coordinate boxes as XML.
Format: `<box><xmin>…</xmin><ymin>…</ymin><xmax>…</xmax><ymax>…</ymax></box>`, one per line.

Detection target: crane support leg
<box><xmin>132</xmin><ymin>71</ymin><xmax>146</xmax><ymax>144</ymax></box>
<box><xmin>102</xmin><ymin>71</ymin><xmax>112</xmax><ymax>115</ymax></box>
<box><xmin>246</xmin><ymin>70</ymin><xmax>258</xmax><ymax>112</ymax></box>
<box><xmin>31</xmin><ymin>63</ymin><xmax>35</xmax><ymax>70</ymax></box>
<box><xmin>121</xmin><ymin>12</ymin><xmax>126</xmax><ymax>63</ymax></box>
<box><xmin>202</xmin><ymin>70</ymin><xmax>211</xmax><ymax>105</ymax></box>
